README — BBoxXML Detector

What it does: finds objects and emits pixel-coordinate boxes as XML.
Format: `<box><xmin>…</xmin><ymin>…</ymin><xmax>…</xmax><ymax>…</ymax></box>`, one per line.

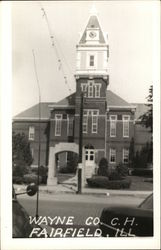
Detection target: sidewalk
<box><xmin>14</xmin><ymin>179</ymin><xmax>152</xmax><ymax>198</ymax></box>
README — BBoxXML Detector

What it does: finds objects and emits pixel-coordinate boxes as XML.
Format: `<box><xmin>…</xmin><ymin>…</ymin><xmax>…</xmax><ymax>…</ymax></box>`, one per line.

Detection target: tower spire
<box><xmin>89</xmin><ymin>2</ymin><xmax>98</xmax><ymax>16</ymax></box>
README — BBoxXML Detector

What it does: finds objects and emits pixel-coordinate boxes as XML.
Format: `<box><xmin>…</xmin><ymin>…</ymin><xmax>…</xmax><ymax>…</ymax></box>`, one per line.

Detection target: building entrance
<box><xmin>84</xmin><ymin>145</ymin><xmax>95</xmax><ymax>179</ymax></box>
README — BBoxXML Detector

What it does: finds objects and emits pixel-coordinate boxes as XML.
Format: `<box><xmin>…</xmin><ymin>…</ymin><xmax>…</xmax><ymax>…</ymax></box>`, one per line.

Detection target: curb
<box><xmin>38</xmin><ymin>188</ymin><xmax>151</xmax><ymax>198</ymax></box>
<box><xmin>14</xmin><ymin>184</ymin><xmax>152</xmax><ymax>198</ymax></box>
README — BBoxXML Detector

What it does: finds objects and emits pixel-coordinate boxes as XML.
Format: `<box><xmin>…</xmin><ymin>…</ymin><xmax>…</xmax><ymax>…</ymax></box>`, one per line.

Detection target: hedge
<box><xmin>108</xmin><ymin>171</ymin><xmax>124</xmax><ymax>181</ymax></box>
<box><xmin>132</xmin><ymin>169</ymin><xmax>153</xmax><ymax>177</ymax></box>
<box><xmin>87</xmin><ymin>176</ymin><xmax>109</xmax><ymax>188</ymax></box>
<box><xmin>13</xmin><ymin>176</ymin><xmax>24</xmax><ymax>184</ymax></box>
<box><xmin>23</xmin><ymin>174</ymin><xmax>42</xmax><ymax>184</ymax></box>
<box><xmin>87</xmin><ymin>176</ymin><xmax>131</xmax><ymax>189</ymax></box>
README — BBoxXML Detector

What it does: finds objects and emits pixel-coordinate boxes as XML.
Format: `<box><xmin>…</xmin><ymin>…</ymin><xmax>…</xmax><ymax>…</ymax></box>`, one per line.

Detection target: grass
<box><xmin>57</xmin><ymin>173</ymin><xmax>75</xmax><ymax>183</ymax></box>
<box><xmin>57</xmin><ymin>173</ymin><xmax>153</xmax><ymax>191</ymax></box>
<box><xmin>127</xmin><ymin>175</ymin><xmax>153</xmax><ymax>191</ymax></box>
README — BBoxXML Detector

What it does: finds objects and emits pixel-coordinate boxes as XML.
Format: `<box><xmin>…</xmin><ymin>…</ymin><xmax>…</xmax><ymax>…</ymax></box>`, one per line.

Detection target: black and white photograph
<box><xmin>1</xmin><ymin>0</ymin><xmax>160</xmax><ymax>249</ymax></box>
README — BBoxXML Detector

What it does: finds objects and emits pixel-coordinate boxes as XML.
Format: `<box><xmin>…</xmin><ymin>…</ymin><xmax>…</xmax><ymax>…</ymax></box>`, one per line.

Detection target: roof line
<box><xmin>13</xmin><ymin>117</ymin><xmax>49</xmax><ymax>121</ymax></box>
<box><xmin>48</xmin><ymin>105</ymin><xmax>75</xmax><ymax>109</ymax></box>
<box><xmin>107</xmin><ymin>105</ymin><xmax>136</xmax><ymax>109</ymax></box>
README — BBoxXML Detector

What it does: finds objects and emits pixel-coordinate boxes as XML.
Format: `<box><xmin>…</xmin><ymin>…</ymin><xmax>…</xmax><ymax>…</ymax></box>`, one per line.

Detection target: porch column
<box><xmin>47</xmin><ymin>146</ymin><xmax>57</xmax><ymax>186</ymax></box>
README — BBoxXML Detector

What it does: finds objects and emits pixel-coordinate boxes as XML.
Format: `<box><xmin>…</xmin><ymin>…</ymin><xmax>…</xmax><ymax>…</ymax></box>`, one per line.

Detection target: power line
<box><xmin>40</xmin><ymin>5</ymin><xmax>72</xmax><ymax>94</ymax></box>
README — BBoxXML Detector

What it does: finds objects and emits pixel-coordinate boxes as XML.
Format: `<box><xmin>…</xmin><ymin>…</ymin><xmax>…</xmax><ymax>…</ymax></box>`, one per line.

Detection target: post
<box><xmin>32</xmin><ymin>50</ymin><xmax>41</xmax><ymax>219</ymax></box>
<box><xmin>77</xmin><ymin>92</ymin><xmax>83</xmax><ymax>194</ymax></box>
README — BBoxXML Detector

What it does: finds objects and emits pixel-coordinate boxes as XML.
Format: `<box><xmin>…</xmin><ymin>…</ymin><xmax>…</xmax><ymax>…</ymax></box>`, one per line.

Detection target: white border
<box><xmin>1</xmin><ymin>1</ymin><xmax>160</xmax><ymax>250</ymax></box>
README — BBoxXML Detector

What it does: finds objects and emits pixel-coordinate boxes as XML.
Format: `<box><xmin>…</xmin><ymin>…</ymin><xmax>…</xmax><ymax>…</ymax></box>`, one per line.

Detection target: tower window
<box><xmin>55</xmin><ymin>114</ymin><xmax>62</xmax><ymax>136</ymax></box>
<box><xmin>92</xmin><ymin>115</ymin><xmax>98</xmax><ymax>133</ymax></box>
<box><xmin>67</xmin><ymin>116</ymin><xmax>74</xmax><ymax>136</ymax></box>
<box><xmin>81</xmin><ymin>83</ymin><xmax>87</xmax><ymax>97</ymax></box>
<box><xmin>87</xmin><ymin>52</ymin><xmax>97</xmax><ymax>69</ymax></box>
<box><xmin>83</xmin><ymin>113</ymin><xmax>88</xmax><ymax>133</ymax></box>
<box><xmin>88</xmin><ymin>82</ymin><xmax>94</xmax><ymax>97</ymax></box>
<box><xmin>83</xmin><ymin>109</ymin><xmax>99</xmax><ymax>134</ymax></box>
<box><xmin>89</xmin><ymin>55</ymin><xmax>95</xmax><ymax>67</ymax></box>
<box><xmin>95</xmin><ymin>84</ymin><xmax>101</xmax><ymax>97</ymax></box>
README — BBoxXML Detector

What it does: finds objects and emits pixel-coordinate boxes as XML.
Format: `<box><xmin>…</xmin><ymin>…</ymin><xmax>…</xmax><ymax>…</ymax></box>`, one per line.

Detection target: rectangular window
<box><xmin>110</xmin><ymin>115</ymin><xmax>117</xmax><ymax>137</ymax></box>
<box><xmin>81</xmin><ymin>84</ymin><xmax>87</xmax><ymax>97</ymax></box>
<box><xmin>92</xmin><ymin>115</ymin><xmax>98</xmax><ymax>133</ymax></box>
<box><xmin>110</xmin><ymin>148</ymin><xmax>116</xmax><ymax>163</ymax></box>
<box><xmin>95</xmin><ymin>84</ymin><xmax>101</xmax><ymax>97</ymax></box>
<box><xmin>87</xmin><ymin>52</ymin><xmax>97</xmax><ymax>69</ymax></box>
<box><xmin>88</xmin><ymin>82</ymin><xmax>94</xmax><ymax>98</ymax></box>
<box><xmin>83</xmin><ymin>109</ymin><xmax>99</xmax><ymax>133</ymax></box>
<box><xmin>123</xmin><ymin>148</ymin><xmax>129</xmax><ymax>164</ymax></box>
<box><xmin>67</xmin><ymin>116</ymin><xmax>74</xmax><ymax>136</ymax></box>
<box><xmin>123</xmin><ymin>115</ymin><xmax>130</xmax><ymax>137</ymax></box>
<box><xmin>83</xmin><ymin>112</ymin><xmax>88</xmax><ymax>133</ymax></box>
<box><xmin>92</xmin><ymin>110</ymin><xmax>99</xmax><ymax>133</ymax></box>
<box><xmin>29</xmin><ymin>126</ymin><xmax>35</xmax><ymax>141</ymax></box>
<box><xmin>89</xmin><ymin>55</ymin><xmax>95</xmax><ymax>67</ymax></box>
<box><xmin>55</xmin><ymin>114</ymin><xmax>62</xmax><ymax>136</ymax></box>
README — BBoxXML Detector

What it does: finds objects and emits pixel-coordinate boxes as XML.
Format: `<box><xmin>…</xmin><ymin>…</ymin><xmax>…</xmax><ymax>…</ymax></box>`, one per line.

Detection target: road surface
<box><xmin>17</xmin><ymin>193</ymin><xmax>145</xmax><ymax>238</ymax></box>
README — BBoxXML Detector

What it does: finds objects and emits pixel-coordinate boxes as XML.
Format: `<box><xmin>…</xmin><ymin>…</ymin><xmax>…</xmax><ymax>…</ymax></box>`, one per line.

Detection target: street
<box><xmin>17</xmin><ymin>193</ymin><xmax>145</xmax><ymax>238</ymax></box>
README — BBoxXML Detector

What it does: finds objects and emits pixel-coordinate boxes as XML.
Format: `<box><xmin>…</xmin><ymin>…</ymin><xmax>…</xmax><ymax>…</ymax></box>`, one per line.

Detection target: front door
<box><xmin>85</xmin><ymin>149</ymin><xmax>95</xmax><ymax>178</ymax></box>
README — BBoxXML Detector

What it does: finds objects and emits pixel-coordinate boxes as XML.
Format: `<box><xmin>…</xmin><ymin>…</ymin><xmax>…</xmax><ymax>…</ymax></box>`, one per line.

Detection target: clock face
<box><xmin>89</xmin><ymin>31</ymin><xmax>96</xmax><ymax>38</ymax></box>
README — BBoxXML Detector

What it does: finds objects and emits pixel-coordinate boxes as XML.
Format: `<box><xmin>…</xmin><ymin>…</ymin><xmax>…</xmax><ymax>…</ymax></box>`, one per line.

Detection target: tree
<box><xmin>12</xmin><ymin>132</ymin><xmax>33</xmax><ymax>177</ymax></box>
<box><xmin>133</xmin><ymin>142</ymin><xmax>152</xmax><ymax>168</ymax></box>
<box><xmin>129</xmin><ymin>137</ymin><xmax>135</xmax><ymax>168</ymax></box>
<box><xmin>140</xmin><ymin>85</ymin><xmax>153</xmax><ymax>133</ymax></box>
<box><xmin>136</xmin><ymin>85</ymin><xmax>153</xmax><ymax>167</ymax></box>
<box><xmin>98</xmin><ymin>158</ymin><xmax>109</xmax><ymax>177</ymax></box>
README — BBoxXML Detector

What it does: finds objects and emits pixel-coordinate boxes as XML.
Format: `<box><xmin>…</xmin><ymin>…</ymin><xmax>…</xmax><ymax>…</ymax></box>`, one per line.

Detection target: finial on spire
<box><xmin>90</xmin><ymin>2</ymin><xmax>98</xmax><ymax>16</ymax></box>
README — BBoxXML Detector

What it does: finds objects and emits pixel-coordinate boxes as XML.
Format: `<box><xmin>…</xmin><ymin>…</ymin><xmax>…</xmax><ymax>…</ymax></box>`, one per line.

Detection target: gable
<box><xmin>79</xmin><ymin>15</ymin><xmax>106</xmax><ymax>44</ymax></box>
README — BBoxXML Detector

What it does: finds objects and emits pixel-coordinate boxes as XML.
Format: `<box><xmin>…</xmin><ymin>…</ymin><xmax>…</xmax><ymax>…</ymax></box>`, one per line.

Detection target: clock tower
<box><xmin>74</xmin><ymin>8</ymin><xmax>109</xmax><ymax>178</ymax></box>
<box><xmin>75</xmin><ymin>9</ymin><xmax>109</xmax><ymax>78</ymax></box>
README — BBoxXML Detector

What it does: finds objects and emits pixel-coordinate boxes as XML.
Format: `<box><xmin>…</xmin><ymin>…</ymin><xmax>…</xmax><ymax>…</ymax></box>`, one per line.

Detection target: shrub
<box><xmin>23</xmin><ymin>174</ymin><xmax>42</xmax><ymax>184</ymax></box>
<box><xmin>116</xmin><ymin>163</ymin><xmax>128</xmax><ymax>177</ymax></box>
<box><xmin>87</xmin><ymin>176</ymin><xmax>131</xmax><ymax>189</ymax></box>
<box><xmin>13</xmin><ymin>162</ymin><xmax>30</xmax><ymax>177</ymax></box>
<box><xmin>108</xmin><ymin>170</ymin><xmax>123</xmax><ymax>181</ymax></box>
<box><xmin>13</xmin><ymin>176</ymin><xmax>24</xmax><ymax>184</ymax></box>
<box><xmin>107</xmin><ymin>180</ymin><xmax>131</xmax><ymax>189</ymax></box>
<box><xmin>32</xmin><ymin>165</ymin><xmax>48</xmax><ymax>184</ymax></box>
<box><xmin>87</xmin><ymin>176</ymin><xmax>109</xmax><ymax>188</ymax></box>
<box><xmin>98</xmin><ymin>158</ymin><xmax>109</xmax><ymax>177</ymax></box>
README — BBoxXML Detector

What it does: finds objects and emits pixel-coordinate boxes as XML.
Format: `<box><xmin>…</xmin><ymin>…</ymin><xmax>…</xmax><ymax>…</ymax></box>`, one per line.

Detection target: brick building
<box><xmin>13</xmin><ymin>12</ymin><xmax>151</xmax><ymax>186</ymax></box>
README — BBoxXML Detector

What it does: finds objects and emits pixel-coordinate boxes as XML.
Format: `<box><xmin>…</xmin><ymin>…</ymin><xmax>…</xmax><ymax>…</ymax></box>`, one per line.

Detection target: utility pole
<box><xmin>32</xmin><ymin>50</ymin><xmax>41</xmax><ymax>219</ymax></box>
<box><xmin>77</xmin><ymin>92</ymin><xmax>83</xmax><ymax>194</ymax></box>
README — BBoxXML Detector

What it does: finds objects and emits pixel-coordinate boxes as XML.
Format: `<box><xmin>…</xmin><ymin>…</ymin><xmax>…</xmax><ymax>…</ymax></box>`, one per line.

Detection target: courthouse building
<box><xmin>13</xmin><ymin>11</ymin><xmax>151</xmax><ymax>186</ymax></box>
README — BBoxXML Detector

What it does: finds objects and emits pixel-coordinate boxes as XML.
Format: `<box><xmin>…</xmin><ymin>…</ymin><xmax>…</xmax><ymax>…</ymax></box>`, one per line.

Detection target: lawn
<box><xmin>127</xmin><ymin>175</ymin><xmax>153</xmax><ymax>191</ymax></box>
<box><xmin>57</xmin><ymin>173</ymin><xmax>153</xmax><ymax>191</ymax></box>
<box><xmin>57</xmin><ymin>173</ymin><xmax>75</xmax><ymax>183</ymax></box>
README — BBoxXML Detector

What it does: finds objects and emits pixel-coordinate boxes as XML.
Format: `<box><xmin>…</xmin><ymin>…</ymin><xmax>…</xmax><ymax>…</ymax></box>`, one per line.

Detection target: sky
<box><xmin>12</xmin><ymin>0</ymin><xmax>159</xmax><ymax>116</ymax></box>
